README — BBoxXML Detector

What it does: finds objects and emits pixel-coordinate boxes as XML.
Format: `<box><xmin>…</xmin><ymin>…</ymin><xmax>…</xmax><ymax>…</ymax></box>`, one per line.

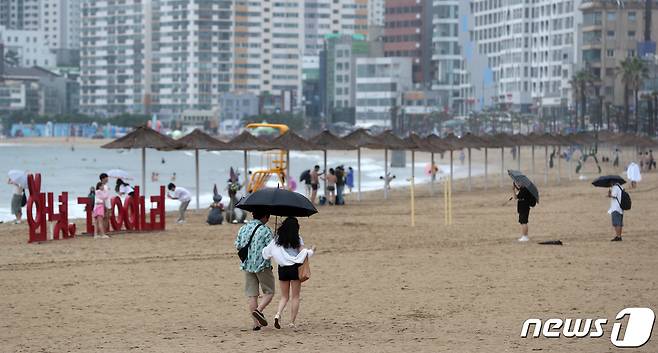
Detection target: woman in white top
<box><xmin>115</xmin><ymin>178</ymin><xmax>134</xmax><ymax>197</ymax></box>
<box><xmin>262</xmin><ymin>217</ymin><xmax>315</xmax><ymax>329</ymax></box>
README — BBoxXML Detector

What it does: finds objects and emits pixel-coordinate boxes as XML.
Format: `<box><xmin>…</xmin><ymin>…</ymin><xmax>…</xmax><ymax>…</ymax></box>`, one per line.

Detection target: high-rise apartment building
<box><xmin>303</xmin><ymin>0</ymin><xmax>368</xmax><ymax>56</ymax></box>
<box><xmin>369</xmin><ymin>0</ymin><xmax>386</xmax><ymax>28</ymax></box>
<box><xmin>80</xmin><ymin>0</ymin><xmax>233</xmax><ymax>116</ymax></box>
<box><xmin>0</xmin><ymin>0</ymin><xmax>40</xmax><ymax>30</ymax></box>
<box><xmin>581</xmin><ymin>0</ymin><xmax>658</xmax><ymax>108</ymax></box>
<box><xmin>233</xmin><ymin>0</ymin><xmax>303</xmax><ymax>106</ymax></box>
<box><xmin>470</xmin><ymin>0</ymin><xmax>581</xmax><ymax>116</ymax></box>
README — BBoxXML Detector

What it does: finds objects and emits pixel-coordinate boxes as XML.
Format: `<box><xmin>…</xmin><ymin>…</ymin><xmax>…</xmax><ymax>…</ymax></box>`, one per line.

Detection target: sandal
<box><xmin>274</xmin><ymin>313</ymin><xmax>281</xmax><ymax>329</ymax></box>
<box><xmin>252</xmin><ymin>326</ymin><xmax>261</xmax><ymax>331</ymax></box>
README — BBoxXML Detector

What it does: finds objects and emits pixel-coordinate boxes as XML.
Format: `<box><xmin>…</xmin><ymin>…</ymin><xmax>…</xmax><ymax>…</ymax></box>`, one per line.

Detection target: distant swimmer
<box><xmin>71</xmin><ymin>145</ymin><xmax>75</xmax><ymax>152</ymax></box>
<box><xmin>161</xmin><ymin>158</ymin><xmax>166</xmax><ymax>164</ymax></box>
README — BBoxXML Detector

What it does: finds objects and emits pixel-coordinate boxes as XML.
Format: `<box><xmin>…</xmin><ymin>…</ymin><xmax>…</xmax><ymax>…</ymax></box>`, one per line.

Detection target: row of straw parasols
<box><xmin>102</xmin><ymin>126</ymin><xmax>657</xmax><ymax>209</ymax></box>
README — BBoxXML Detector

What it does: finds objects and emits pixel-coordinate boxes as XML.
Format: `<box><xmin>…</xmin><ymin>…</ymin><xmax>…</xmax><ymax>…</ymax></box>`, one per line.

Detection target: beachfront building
<box><xmin>320</xmin><ymin>34</ymin><xmax>374</xmax><ymax>124</ymax></box>
<box><xmin>369</xmin><ymin>0</ymin><xmax>386</xmax><ymax>28</ymax></box>
<box><xmin>469</xmin><ymin>0</ymin><xmax>582</xmax><ymax>118</ymax></box>
<box><xmin>303</xmin><ymin>0</ymin><xmax>369</xmax><ymax>56</ymax></box>
<box><xmin>233</xmin><ymin>0</ymin><xmax>303</xmax><ymax>108</ymax></box>
<box><xmin>355</xmin><ymin>57</ymin><xmax>413</xmax><ymax>128</ymax></box>
<box><xmin>431</xmin><ymin>0</ymin><xmax>476</xmax><ymax>116</ymax></box>
<box><xmin>0</xmin><ymin>66</ymin><xmax>79</xmax><ymax>115</ymax></box>
<box><xmin>0</xmin><ymin>0</ymin><xmax>81</xmax><ymax>65</ymax></box>
<box><xmin>1</xmin><ymin>26</ymin><xmax>57</xmax><ymax>67</ymax></box>
<box><xmin>80</xmin><ymin>0</ymin><xmax>233</xmax><ymax>117</ymax></box>
<box><xmin>384</xmin><ymin>0</ymin><xmax>434</xmax><ymax>85</ymax></box>
<box><xmin>219</xmin><ymin>91</ymin><xmax>259</xmax><ymax>123</ymax></box>
<box><xmin>581</xmin><ymin>0</ymin><xmax>658</xmax><ymax>110</ymax></box>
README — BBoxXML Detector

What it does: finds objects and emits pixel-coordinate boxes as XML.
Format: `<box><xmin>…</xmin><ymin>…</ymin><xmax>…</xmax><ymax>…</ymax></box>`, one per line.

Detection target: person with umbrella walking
<box><xmin>508</xmin><ymin>170</ymin><xmax>538</xmax><ymax>242</ymax></box>
<box><xmin>592</xmin><ymin>175</ymin><xmax>628</xmax><ymax>242</ymax></box>
<box><xmin>234</xmin><ymin>211</ymin><xmax>275</xmax><ymax>331</ymax></box>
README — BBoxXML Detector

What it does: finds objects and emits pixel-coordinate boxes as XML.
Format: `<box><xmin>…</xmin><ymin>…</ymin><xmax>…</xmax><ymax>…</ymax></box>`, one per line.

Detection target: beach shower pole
<box><xmin>468</xmin><ymin>147</ymin><xmax>472</xmax><ymax>192</ymax></box>
<box><xmin>357</xmin><ymin>148</ymin><xmax>362</xmax><ymax>202</ymax></box>
<box><xmin>384</xmin><ymin>149</ymin><xmax>389</xmax><ymax>200</ymax></box>
<box><xmin>484</xmin><ymin>148</ymin><xmax>488</xmax><ymax>191</ymax></box>
<box><xmin>142</xmin><ymin>147</ymin><xmax>146</xmax><ymax>195</ymax></box>
<box><xmin>500</xmin><ymin>147</ymin><xmax>504</xmax><ymax>188</ymax></box>
<box><xmin>195</xmin><ymin>148</ymin><xmax>200</xmax><ymax>210</ymax></box>
<box><xmin>544</xmin><ymin>145</ymin><xmax>549</xmax><ymax>185</ymax></box>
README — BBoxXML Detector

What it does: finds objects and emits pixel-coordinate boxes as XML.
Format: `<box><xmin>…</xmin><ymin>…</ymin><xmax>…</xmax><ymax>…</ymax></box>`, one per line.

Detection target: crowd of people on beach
<box><xmin>300</xmin><ymin>164</ymin><xmax>354</xmax><ymax>206</ymax></box>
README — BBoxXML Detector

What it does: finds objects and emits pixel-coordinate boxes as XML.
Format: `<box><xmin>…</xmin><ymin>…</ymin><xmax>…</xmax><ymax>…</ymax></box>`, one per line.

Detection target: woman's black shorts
<box><xmin>278</xmin><ymin>264</ymin><xmax>301</xmax><ymax>281</ymax></box>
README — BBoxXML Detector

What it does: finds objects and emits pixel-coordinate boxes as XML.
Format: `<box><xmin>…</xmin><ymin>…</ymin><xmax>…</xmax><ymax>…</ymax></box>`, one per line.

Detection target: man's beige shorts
<box><xmin>244</xmin><ymin>268</ymin><xmax>275</xmax><ymax>297</ymax></box>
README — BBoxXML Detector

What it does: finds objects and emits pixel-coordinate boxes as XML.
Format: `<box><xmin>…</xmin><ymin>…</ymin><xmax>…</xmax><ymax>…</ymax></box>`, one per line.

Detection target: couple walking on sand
<box><xmin>235</xmin><ymin>212</ymin><xmax>316</xmax><ymax>331</ymax></box>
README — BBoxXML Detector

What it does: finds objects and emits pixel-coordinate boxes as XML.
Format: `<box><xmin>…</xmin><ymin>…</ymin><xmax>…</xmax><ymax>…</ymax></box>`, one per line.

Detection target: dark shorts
<box><xmin>518</xmin><ymin>208</ymin><xmax>530</xmax><ymax>225</ymax></box>
<box><xmin>327</xmin><ymin>185</ymin><xmax>335</xmax><ymax>192</ymax></box>
<box><xmin>278</xmin><ymin>264</ymin><xmax>300</xmax><ymax>281</ymax></box>
<box><xmin>611</xmin><ymin>211</ymin><xmax>624</xmax><ymax>227</ymax></box>
<box><xmin>311</xmin><ymin>183</ymin><xmax>318</xmax><ymax>191</ymax></box>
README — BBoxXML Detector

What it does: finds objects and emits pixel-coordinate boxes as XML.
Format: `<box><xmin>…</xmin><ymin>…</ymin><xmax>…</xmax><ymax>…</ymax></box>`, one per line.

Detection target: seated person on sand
<box><xmin>207</xmin><ymin>194</ymin><xmax>224</xmax><ymax>225</ymax></box>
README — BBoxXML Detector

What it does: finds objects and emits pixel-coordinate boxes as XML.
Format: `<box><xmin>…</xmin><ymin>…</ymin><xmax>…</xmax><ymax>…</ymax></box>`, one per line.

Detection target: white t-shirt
<box><xmin>102</xmin><ymin>183</ymin><xmax>112</xmax><ymax>208</ymax></box>
<box><xmin>13</xmin><ymin>184</ymin><xmax>23</xmax><ymax>195</ymax></box>
<box><xmin>608</xmin><ymin>184</ymin><xmax>623</xmax><ymax>215</ymax></box>
<box><xmin>172</xmin><ymin>187</ymin><xmax>192</xmax><ymax>202</ymax></box>
<box><xmin>119</xmin><ymin>184</ymin><xmax>133</xmax><ymax>195</ymax></box>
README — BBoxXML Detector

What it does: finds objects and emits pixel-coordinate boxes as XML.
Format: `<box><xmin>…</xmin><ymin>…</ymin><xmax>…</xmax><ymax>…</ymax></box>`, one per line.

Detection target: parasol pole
<box><xmin>358</xmin><ymin>147</ymin><xmax>362</xmax><ymax>201</ymax></box>
<box><xmin>410</xmin><ymin>150</ymin><xmax>415</xmax><ymax>227</ymax></box>
<box><xmin>484</xmin><ymin>147</ymin><xmax>488</xmax><ymax>191</ymax></box>
<box><xmin>286</xmin><ymin>150</ymin><xmax>291</xmax><ymax>188</ymax></box>
<box><xmin>557</xmin><ymin>145</ymin><xmax>561</xmax><ymax>184</ymax></box>
<box><xmin>532</xmin><ymin>145</ymin><xmax>535</xmax><ymax>175</ymax></box>
<box><xmin>324</xmin><ymin>150</ymin><xmax>328</xmax><ymax>199</ymax></box>
<box><xmin>449</xmin><ymin>149</ymin><xmax>454</xmax><ymax>193</ymax></box>
<box><xmin>517</xmin><ymin>145</ymin><xmax>521</xmax><ymax>171</ymax></box>
<box><xmin>468</xmin><ymin>147</ymin><xmax>472</xmax><ymax>191</ymax></box>
<box><xmin>544</xmin><ymin>145</ymin><xmax>549</xmax><ymax>185</ymax></box>
<box><xmin>384</xmin><ymin>149</ymin><xmax>389</xmax><ymax>200</ymax></box>
<box><xmin>195</xmin><ymin>148</ymin><xmax>200</xmax><ymax>210</ymax></box>
<box><xmin>243</xmin><ymin>150</ymin><xmax>248</xmax><ymax>191</ymax></box>
<box><xmin>430</xmin><ymin>152</ymin><xmax>435</xmax><ymax>196</ymax></box>
<box><xmin>142</xmin><ymin>147</ymin><xmax>146</xmax><ymax>195</ymax></box>
<box><xmin>500</xmin><ymin>147</ymin><xmax>504</xmax><ymax>189</ymax></box>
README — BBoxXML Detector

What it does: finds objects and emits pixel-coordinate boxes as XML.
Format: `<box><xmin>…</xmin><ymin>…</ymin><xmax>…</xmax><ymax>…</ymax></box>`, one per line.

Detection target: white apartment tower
<box><xmin>80</xmin><ymin>0</ymin><xmax>233</xmax><ymax>116</ymax></box>
<box><xmin>304</xmin><ymin>0</ymin><xmax>369</xmax><ymax>56</ymax></box>
<box><xmin>470</xmin><ymin>0</ymin><xmax>581</xmax><ymax>115</ymax></box>
<box><xmin>233</xmin><ymin>0</ymin><xmax>303</xmax><ymax>104</ymax></box>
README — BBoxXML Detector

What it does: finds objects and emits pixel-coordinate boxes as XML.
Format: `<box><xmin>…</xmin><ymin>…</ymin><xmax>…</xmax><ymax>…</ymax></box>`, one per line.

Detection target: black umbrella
<box><xmin>508</xmin><ymin>170</ymin><xmax>540</xmax><ymax>203</ymax></box>
<box><xmin>592</xmin><ymin>175</ymin><xmax>627</xmax><ymax>188</ymax></box>
<box><xmin>236</xmin><ymin>188</ymin><xmax>318</xmax><ymax>218</ymax></box>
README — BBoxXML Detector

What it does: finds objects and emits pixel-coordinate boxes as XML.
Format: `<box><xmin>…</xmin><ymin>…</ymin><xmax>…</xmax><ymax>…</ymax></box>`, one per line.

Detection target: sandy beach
<box><xmin>0</xmin><ymin>157</ymin><xmax>657</xmax><ymax>352</ymax></box>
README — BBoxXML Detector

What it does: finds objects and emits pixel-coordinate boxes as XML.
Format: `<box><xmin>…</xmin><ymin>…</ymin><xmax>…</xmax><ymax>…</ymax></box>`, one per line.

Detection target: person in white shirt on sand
<box><xmin>167</xmin><ymin>183</ymin><xmax>192</xmax><ymax>223</ymax></box>
<box><xmin>608</xmin><ymin>184</ymin><xmax>625</xmax><ymax>242</ymax></box>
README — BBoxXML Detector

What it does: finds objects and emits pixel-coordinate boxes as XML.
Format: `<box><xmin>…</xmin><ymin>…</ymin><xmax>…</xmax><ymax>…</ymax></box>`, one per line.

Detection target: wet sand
<box><xmin>0</xmin><ymin>160</ymin><xmax>657</xmax><ymax>352</ymax></box>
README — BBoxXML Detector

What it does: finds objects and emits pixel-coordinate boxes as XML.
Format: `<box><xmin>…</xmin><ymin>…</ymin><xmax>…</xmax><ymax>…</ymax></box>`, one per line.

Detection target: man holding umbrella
<box><xmin>592</xmin><ymin>175</ymin><xmax>629</xmax><ymax>242</ymax></box>
<box><xmin>509</xmin><ymin>170</ymin><xmax>538</xmax><ymax>242</ymax></box>
<box><xmin>234</xmin><ymin>211</ymin><xmax>275</xmax><ymax>331</ymax></box>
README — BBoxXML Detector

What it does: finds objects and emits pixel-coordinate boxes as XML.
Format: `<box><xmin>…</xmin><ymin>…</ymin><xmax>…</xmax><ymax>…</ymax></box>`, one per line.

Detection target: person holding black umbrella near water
<box><xmin>508</xmin><ymin>170</ymin><xmax>538</xmax><ymax>242</ymax></box>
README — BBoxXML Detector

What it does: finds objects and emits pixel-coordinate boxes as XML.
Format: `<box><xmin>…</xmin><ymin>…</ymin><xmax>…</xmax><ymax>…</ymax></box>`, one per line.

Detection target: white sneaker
<box><xmin>176</xmin><ymin>220</ymin><xmax>186</xmax><ymax>224</ymax></box>
<box><xmin>518</xmin><ymin>235</ymin><xmax>529</xmax><ymax>242</ymax></box>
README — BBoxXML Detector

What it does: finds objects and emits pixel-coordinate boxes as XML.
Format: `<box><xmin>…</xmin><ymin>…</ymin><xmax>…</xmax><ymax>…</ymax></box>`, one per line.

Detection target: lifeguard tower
<box><xmin>245</xmin><ymin>123</ymin><xmax>289</xmax><ymax>192</ymax></box>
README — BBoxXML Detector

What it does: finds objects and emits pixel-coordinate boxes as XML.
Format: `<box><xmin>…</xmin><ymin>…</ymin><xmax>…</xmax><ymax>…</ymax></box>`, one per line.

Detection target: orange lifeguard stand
<box><xmin>245</xmin><ymin>123</ymin><xmax>289</xmax><ymax>192</ymax></box>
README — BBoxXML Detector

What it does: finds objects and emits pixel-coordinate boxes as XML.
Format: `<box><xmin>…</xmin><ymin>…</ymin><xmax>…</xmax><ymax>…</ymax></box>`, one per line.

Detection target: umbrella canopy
<box><xmin>106</xmin><ymin>169</ymin><xmax>132</xmax><ymax>180</ymax></box>
<box><xmin>592</xmin><ymin>175</ymin><xmax>627</xmax><ymax>188</ymax></box>
<box><xmin>375</xmin><ymin>130</ymin><xmax>413</xmax><ymax>150</ymax></box>
<box><xmin>460</xmin><ymin>133</ymin><xmax>487</xmax><ymax>149</ymax></box>
<box><xmin>177</xmin><ymin>129</ymin><xmax>229</xmax><ymax>150</ymax></box>
<box><xmin>8</xmin><ymin>170</ymin><xmax>27</xmax><ymax>188</ymax></box>
<box><xmin>236</xmin><ymin>188</ymin><xmax>318</xmax><ymax>217</ymax></box>
<box><xmin>310</xmin><ymin>130</ymin><xmax>355</xmax><ymax>150</ymax></box>
<box><xmin>226</xmin><ymin>131</ymin><xmax>275</xmax><ymax>151</ymax></box>
<box><xmin>342</xmin><ymin>129</ymin><xmax>385</xmax><ymax>149</ymax></box>
<box><xmin>272</xmin><ymin>131</ymin><xmax>318</xmax><ymax>151</ymax></box>
<box><xmin>101</xmin><ymin>126</ymin><xmax>181</xmax><ymax>150</ymax></box>
<box><xmin>508</xmin><ymin>170</ymin><xmax>539</xmax><ymax>202</ymax></box>
<box><xmin>424</xmin><ymin>134</ymin><xmax>450</xmax><ymax>152</ymax></box>
<box><xmin>441</xmin><ymin>133</ymin><xmax>464</xmax><ymax>150</ymax></box>
<box><xmin>404</xmin><ymin>133</ymin><xmax>435</xmax><ymax>152</ymax></box>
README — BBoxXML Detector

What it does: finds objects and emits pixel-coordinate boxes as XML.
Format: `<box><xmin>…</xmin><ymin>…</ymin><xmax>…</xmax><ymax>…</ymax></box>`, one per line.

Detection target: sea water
<box><xmin>0</xmin><ymin>142</ymin><xmax>480</xmax><ymax>222</ymax></box>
